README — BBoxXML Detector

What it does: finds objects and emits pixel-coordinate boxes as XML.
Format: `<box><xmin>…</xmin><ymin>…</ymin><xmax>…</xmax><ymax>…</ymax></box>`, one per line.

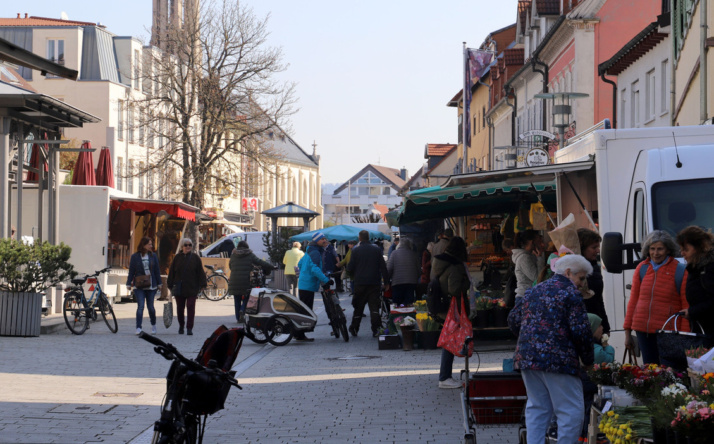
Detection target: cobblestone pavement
<box><xmin>0</xmin><ymin>292</ymin><xmax>520</xmax><ymax>443</ymax></box>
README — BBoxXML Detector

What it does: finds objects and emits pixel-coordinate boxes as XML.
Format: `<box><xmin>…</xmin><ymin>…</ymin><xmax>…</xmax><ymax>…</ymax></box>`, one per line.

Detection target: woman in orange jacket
<box><xmin>624</xmin><ymin>230</ymin><xmax>689</xmax><ymax>366</ymax></box>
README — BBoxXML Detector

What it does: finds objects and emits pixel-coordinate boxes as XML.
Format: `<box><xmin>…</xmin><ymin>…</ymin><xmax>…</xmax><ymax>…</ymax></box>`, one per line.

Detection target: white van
<box><xmin>201</xmin><ymin>231</ymin><xmax>270</xmax><ymax>261</ymax></box>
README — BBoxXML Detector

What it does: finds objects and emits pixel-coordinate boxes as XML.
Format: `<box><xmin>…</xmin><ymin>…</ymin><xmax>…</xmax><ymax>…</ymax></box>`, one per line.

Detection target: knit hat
<box><xmin>587</xmin><ymin>313</ymin><xmax>602</xmax><ymax>334</ymax></box>
<box><xmin>312</xmin><ymin>232</ymin><xmax>326</xmax><ymax>242</ymax></box>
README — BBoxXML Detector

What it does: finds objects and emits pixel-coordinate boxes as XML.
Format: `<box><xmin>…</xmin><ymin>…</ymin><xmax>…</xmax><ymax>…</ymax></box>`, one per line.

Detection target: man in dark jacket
<box><xmin>347</xmin><ymin>230</ymin><xmax>389</xmax><ymax>337</ymax></box>
<box><xmin>228</xmin><ymin>241</ymin><xmax>274</xmax><ymax>323</ymax></box>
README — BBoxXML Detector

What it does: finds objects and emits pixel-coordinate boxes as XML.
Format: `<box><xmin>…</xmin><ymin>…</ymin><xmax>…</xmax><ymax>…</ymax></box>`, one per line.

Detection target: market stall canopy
<box><xmin>398</xmin><ymin>161</ymin><xmax>594</xmax><ymax>224</ymax></box>
<box><xmin>290</xmin><ymin>224</ymin><xmax>391</xmax><ymax>242</ymax></box>
<box><xmin>261</xmin><ymin>201</ymin><xmax>320</xmax><ymax>218</ymax></box>
<box><xmin>111</xmin><ymin>197</ymin><xmax>199</xmax><ymax>221</ymax></box>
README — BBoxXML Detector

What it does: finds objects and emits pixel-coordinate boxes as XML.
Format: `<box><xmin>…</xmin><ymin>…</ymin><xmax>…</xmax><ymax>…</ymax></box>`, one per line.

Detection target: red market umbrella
<box><xmin>25</xmin><ymin>143</ymin><xmax>48</xmax><ymax>182</ymax></box>
<box><xmin>95</xmin><ymin>147</ymin><xmax>115</xmax><ymax>188</ymax></box>
<box><xmin>71</xmin><ymin>141</ymin><xmax>96</xmax><ymax>185</ymax></box>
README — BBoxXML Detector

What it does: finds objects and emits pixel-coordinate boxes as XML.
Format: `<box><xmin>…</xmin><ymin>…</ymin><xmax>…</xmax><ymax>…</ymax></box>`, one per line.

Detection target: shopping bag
<box><xmin>163</xmin><ymin>299</ymin><xmax>173</xmax><ymax>328</ymax></box>
<box><xmin>657</xmin><ymin>313</ymin><xmax>708</xmax><ymax>371</ymax></box>
<box><xmin>548</xmin><ymin>213</ymin><xmax>581</xmax><ymax>254</ymax></box>
<box><xmin>437</xmin><ymin>297</ymin><xmax>473</xmax><ymax>357</ymax></box>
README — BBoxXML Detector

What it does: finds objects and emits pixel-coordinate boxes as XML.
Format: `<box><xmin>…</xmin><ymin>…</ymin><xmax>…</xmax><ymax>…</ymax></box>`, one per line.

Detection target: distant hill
<box><xmin>321</xmin><ymin>182</ymin><xmax>340</xmax><ymax>195</ymax></box>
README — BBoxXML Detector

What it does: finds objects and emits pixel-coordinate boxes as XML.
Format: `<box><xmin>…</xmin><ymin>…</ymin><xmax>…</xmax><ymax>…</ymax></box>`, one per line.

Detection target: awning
<box><xmin>398</xmin><ymin>161</ymin><xmax>594</xmax><ymax>225</ymax></box>
<box><xmin>200</xmin><ymin>218</ymin><xmax>252</xmax><ymax>227</ymax></box>
<box><xmin>110</xmin><ymin>197</ymin><xmax>199</xmax><ymax>221</ymax></box>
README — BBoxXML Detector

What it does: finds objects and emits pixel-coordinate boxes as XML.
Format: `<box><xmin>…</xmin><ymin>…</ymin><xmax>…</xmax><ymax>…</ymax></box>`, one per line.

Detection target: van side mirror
<box><xmin>601</xmin><ymin>232</ymin><xmax>642</xmax><ymax>273</ymax></box>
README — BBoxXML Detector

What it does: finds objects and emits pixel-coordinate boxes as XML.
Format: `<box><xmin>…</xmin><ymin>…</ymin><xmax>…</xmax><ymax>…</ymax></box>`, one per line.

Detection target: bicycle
<box><xmin>139</xmin><ymin>325</ymin><xmax>243</xmax><ymax>444</ymax></box>
<box><xmin>320</xmin><ymin>273</ymin><xmax>349</xmax><ymax>342</ymax></box>
<box><xmin>62</xmin><ymin>267</ymin><xmax>117</xmax><ymax>335</ymax></box>
<box><xmin>379</xmin><ymin>286</ymin><xmax>391</xmax><ymax>329</ymax></box>
<box><xmin>200</xmin><ymin>265</ymin><xmax>229</xmax><ymax>301</ymax></box>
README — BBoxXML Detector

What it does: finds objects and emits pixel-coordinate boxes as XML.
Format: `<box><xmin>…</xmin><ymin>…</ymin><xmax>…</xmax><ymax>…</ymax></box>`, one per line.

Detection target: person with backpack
<box><xmin>623</xmin><ymin>230</ymin><xmax>689</xmax><ymax>366</ymax></box>
<box><xmin>677</xmin><ymin>226</ymin><xmax>714</xmax><ymax>341</ymax></box>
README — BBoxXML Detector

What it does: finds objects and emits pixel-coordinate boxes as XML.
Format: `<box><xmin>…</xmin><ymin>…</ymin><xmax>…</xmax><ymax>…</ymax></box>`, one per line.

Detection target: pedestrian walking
<box><xmin>338</xmin><ymin>240</ymin><xmax>357</xmax><ymax>294</ymax></box>
<box><xmin>387</xmin><ymin>237</ymin><xmax>420</xmax><ymax>305</ymax></box>
<box><xmin>282</xmin><ymin>242</ymin><xmax>304</xmax><ymax>296</ymax></box>
<box><xmin>229</xmin><ymin>241</ymin><xmax>275</xmax><ymax>323</ymax></box>
<box><xmin>508</xmin><ymin>254</ymin><xmax>594</xmax><ymax>444</ymax></box>
<box><xmin>432</xmin><ymin>236</ymin><xmax>471</xmax><ymax>389</ymax></box>
<box><xmin>167</xmin><ymin>238</ymin><xmax>207</xmax><ymax>336</ymax></box>
<box><xmin>126</xmin><ymin>236</ymin><xmax>162</xmax><ymax>335</ymax></box>
<box><xmin>296</xmin><ymin>236</ymin><xmax>331</xmax><ymax>342</ymax></box>
<box><xmin>347</xmin><ymin>230</ymin><xmax>389</xmax><ymax>337</ymax></box>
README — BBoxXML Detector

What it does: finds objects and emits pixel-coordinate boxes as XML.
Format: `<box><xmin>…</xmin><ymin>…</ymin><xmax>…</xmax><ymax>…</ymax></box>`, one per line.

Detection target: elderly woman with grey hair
<box><xmin>508</xmin><ymin>254</ymin><xmax>594</xmax><ymax>444</ymax></box>
<box><xmin>167</xmin><ymin>237</ymin><xmax>207</xmax><ymax>335</ymax></box>
<box><xmin>387</xmin><ymin>237</ymin><xmax>421</xmax><ymax>305</ymax></box>
<box><xmin>623</xmin><ymin>230</ymin><xmax>689</xmax><ymax>366</ymax></box>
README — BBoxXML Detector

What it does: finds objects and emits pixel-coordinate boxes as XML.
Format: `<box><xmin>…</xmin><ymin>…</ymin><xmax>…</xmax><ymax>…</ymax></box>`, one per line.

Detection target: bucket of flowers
<box><xmin>598</xmin><ymin>406</ymin><xmax>652</xmax><ymax>444</ymax></box>
<box><xmin>614</xmin><ymin>363</ymin><xmax>680</xmax><ymax>403</ymax></box>
<box><xmin>415</xmin><ymin>312</ymin><xmax>440</xmax><ymax>349</ymax></box>
<box><xmin>474</xmin><ymin>296</ymin><xmax>494</xmax><ymax>329</ymax></box>
<box><xmin>394</xmin><ymin>316</ymin><xmax>416</xmax><ymax>351</ymax></box>
<box><xmin>491</xmin><ymin>298</ymin><xmax>509</xmax><ymax>327</ymax></box>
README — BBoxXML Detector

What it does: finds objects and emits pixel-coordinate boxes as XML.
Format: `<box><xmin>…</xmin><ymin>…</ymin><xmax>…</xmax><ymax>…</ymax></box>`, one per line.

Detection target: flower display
<box><xmin>598</xmin><ymin>406</ymin><xmax>651</xmax><ymax>444</ymax></box>
<box><xmin>686</xmin><ymin>347</ymin><xmax>712</xmax><ymax>359</ymax></box>
<box><xmin>393</xmin><ymin>316</ymin><xmax>416</xmax><ymax>327</ymax></box>
<box><xmin>474</xmin><ymin>297</ymin><xmax>495</xmax><ymax>310</ymax></box>
<box><xmin>415</xmin><ymin>312</ymin><xmax>440</xmax><ymax>331</ymax></box>
<box><xmin>414</xmin><ymin>300</ymin><xmax>427</xmax><ymax>313</ymax></box>
<box><xmin>670</xmin><ymin>400</ymin><xmax>714</xmax><ymax>442</ymax></box>
<box><xmin>495</xmin><ymin>298</ymin><xmax>507</xmax><ymax>308</ymax></box>
<box><xmin>588</xmin><ymin>362</ymin><xmax>620</xmax><ymax>386</ymax></box>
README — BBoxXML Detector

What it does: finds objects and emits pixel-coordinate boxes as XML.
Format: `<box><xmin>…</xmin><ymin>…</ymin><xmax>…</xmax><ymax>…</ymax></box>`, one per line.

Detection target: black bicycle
<box><xmin>320</xmin><ymin>274</ymin><xmax>349</xmax><ymax>342</ymax></box>
<box><xmin>63</xmin><ymin>267</ymin><xmax>117</xmax><ymax>335</ymax></box>
<box><xmin>139</xmin><ymin>325</ymin><xmax>244</xmax><ymax>444</ymax></box>
<box><xmin>201</xmin><ymin>265</ymin><xmax>229</xmax><ymax>301</ymax></box>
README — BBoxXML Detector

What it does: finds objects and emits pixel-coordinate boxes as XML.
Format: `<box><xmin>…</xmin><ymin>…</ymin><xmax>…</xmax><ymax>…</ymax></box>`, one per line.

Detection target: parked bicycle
<box><xmin>200</xmin><ymin>265</ymin><xmax>229</xmax><ymax>301</ymax></box>
<box><xmin>63</xmin><ymin>267</ymin><xmax>117</xmax><ymax>335</ymax></box>
<box><xmin>139</xmin><ymin>325</ymin><xmax>243</xmax><ymax>444</ymax></box>
<box><xmin>320</xmin><ymin>273</ymin><xmax>349</xmax><ymax>342</ymax></box>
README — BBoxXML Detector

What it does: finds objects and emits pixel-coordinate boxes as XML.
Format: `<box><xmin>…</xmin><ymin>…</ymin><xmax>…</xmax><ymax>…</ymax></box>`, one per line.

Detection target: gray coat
<box><xmin>387</xmin><ymin>247</ymin><xmax>420</xmax><ymax>286</ymax></box>
<box><xmin>512</xmin><ymin>248</ymin><xmax>545</xmax><ymax>297</ymax></box>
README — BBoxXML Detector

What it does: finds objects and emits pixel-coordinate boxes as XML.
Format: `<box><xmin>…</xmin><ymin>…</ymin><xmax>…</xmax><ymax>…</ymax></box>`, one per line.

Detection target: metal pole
<box><xmin>559</xmin><ymin>126</ymin><xmax>565</xmax><ymax>150</ymax></box>
<box><xmin>16</xmin><ymin>124</ymin><xmax>24</xmax><ymax>240</ymax></box>
<box><xmin>52</xmin><ymin>143</ymin><xmax>60</xmax><ymax>244</ymax></box>
<box><xmin>48</xmin><ymin>145</ymin><xmax>54</xmax><ymax>244</ymax></box>
<box><xmin>0</xmin><ymin>117</ymin><xmax>9</xmax><ymax>239</ymax></box>
<box><xmin>37</xmin><ymin>146</ymin><xmax>43</xmax><ymax>242</ymax></box>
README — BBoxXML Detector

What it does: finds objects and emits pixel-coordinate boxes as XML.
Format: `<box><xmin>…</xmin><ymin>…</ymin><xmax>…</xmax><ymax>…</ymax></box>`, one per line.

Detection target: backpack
<box><xmin>427</xmin><ymin>271</ymin><xmax>450</xmax><ymax>316</ymax></box>
<box><xmin>638</xmin><ymin>261</ymin><xmax>686</xmax><ymax>296</ymax></box>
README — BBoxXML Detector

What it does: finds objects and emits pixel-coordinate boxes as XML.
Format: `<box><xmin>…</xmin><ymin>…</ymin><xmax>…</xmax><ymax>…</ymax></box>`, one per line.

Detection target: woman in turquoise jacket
<box><xmin>296</xmin><ymin>253</ymin><xmax>330</xmax><ymax>341</ymax></box>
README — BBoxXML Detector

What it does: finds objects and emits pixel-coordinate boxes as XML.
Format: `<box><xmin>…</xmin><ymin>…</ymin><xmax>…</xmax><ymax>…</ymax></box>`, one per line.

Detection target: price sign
<box><xmin>242</xmin><ymin>197</ymin><xmax>258</xmax><ymax>212</ymax></box>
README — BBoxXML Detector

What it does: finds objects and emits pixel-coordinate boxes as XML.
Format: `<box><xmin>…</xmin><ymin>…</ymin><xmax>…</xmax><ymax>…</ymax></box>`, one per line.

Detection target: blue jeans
<box><xmin>439</xmin><ymin>349</ymin><xmax>455</xmax><ymax>381</ymax></box>
<box><xmin>521</xmin><ymin>370</ymin><xmax>583</xmax><ymax>444</ymax></box>
<box><xmin>234</xmin><ymin>293</ymin><xmax>248</xmax><ymax>320</ymax></box>
<box><xmin>135</xmin><ymin>288</ymin><xmax>157</xmax><ymax>329</ymax></box>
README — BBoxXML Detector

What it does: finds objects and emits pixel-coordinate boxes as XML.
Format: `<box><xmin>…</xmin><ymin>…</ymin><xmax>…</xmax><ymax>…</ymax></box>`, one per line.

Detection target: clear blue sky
<box><xmin>17</xmin><ymin>1</ymin><xmax>517</xmax><ymax>184</ymax></box>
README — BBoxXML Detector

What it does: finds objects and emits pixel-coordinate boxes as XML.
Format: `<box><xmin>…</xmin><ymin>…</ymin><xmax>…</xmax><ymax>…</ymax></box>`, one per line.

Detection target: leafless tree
<box><xmin>128</xmin><ymin>0</ymin><xmax>297</xmax><ymax>213</ymax></box>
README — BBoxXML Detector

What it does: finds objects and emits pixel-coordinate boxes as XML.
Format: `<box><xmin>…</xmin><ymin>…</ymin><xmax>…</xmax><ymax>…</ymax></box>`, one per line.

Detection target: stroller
<box><xmin>243</xmin><ymin>287</ymin><xmax>318</xmax><ymax>346</ymax></box>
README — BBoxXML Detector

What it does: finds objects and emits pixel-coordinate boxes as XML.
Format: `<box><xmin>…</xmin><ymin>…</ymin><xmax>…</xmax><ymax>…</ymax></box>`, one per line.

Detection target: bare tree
<box><xmin>128</xmin><ymin>0</ymin><xmax>296</xmax><ymax>215</ymax></box>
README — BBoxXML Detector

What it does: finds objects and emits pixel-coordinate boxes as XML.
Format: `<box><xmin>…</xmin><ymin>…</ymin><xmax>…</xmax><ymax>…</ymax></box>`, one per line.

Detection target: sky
<box><xmin>17</xmin><ymin>1</ymin><xmax>518</xmax><ymax>184</ymax></box>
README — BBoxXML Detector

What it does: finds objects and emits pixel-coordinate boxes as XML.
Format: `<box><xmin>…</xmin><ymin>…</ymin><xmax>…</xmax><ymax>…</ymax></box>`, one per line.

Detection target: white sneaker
<box><xmin>438</xmin><ymin>378</ymin><xmax>462</xmax><ymax>389</ymax></box>
<box><xmin>136</xmin><ymin>328</ymin><xmax>142</xmax><ymax>335</ymax></box>
<box><xmin>151</xmin><ymin>325</ymin><xmax>157</xmax><ymax>335</ymax></box>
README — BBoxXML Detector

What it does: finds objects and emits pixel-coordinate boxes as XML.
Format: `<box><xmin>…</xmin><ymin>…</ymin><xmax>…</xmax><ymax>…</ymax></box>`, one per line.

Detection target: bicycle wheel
<box><xmin>266</xmin><ymin>315</ymin><xmax>293</xmax><ymax>346</ymax></box>
<box><xmin>245</xmin><ymin>321</ymin><xmax>269</xmax><ymax>344</ymax></box>
<box><xmin>63</xmin><ymin>292</ymin><xmax>89</xmax><ymax>335</ymax></box>
<box><xmin>338</xmin><ymin>312</ymin><xmax>349</xmax><ymax>343</ymax></box>
<box><xmin>323</xmin><ymin>293</ymin><xmax>341</xmax><ymax>339</ymax></box>
<box><xmin>202</xmin><ymin>274</ymin><xmax>228</xmax><ymax>301</ymax></box>
<box><xmin>99</xmin><ymin>293</ymin><xmax>118</xmax><ymax>333</ymax></box>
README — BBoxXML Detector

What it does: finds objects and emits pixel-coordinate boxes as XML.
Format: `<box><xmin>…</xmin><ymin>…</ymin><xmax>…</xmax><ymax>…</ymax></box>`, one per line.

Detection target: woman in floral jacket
<box><xmin>508</xmin><ymin>254</ymin><xmax>594</xmax><ymax>444</ymax></box>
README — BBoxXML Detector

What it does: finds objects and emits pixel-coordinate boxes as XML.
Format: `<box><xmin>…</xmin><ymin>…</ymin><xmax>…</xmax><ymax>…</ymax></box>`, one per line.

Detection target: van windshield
<box><xmin>652</xmin><ymin>178</ymin><xmax>714</xmax><ymax>236</ymax></box>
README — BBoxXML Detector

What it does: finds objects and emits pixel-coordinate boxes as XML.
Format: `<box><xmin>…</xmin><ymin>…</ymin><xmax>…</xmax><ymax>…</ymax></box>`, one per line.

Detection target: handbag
<box><xmin>622</xmin><ymin>347</ymin><xmax>639</xmax><ymax>366</ymax></box>
<box><xmin>134</xmin><ymin>274</ymin><xmax>151</xmax><ymax>289</ymax></box>
<box><xmin>657</xmin><ymin>313</ymin><xmax>708</xmax><ymax>371</ymax></box>
<box><xmin>163</xmin><ymin>299</ymin><xmax>173</xmax><ymax>328</ymax></box>
<box><xmin>437</xmin><ymin>297</ymin><xmax>474</xmax><ymax>358</ymax></box>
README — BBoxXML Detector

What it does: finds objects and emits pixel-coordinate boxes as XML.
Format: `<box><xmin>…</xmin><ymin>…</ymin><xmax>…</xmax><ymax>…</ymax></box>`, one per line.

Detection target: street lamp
<box><xmin>534</xmin><ymin>92</ymin><xmax>589</xmax><ymax>149</ymax></box>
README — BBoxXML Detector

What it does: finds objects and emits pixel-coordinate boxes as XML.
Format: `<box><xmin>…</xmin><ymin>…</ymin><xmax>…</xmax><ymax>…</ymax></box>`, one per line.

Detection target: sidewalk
<box><xmin>0</xmin><ymin>292</ymin><xmax>519</xmax><ymax>443</ymax></box>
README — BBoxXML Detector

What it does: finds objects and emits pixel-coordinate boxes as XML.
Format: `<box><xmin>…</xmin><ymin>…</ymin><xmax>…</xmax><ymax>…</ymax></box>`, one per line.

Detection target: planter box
<box><xmin>378</xmin><ymin>334</ymin><xmax>402</xmax><ymax>350</ymax></box>
<box><xmin>0</xmin><ymin>291</ymin><xmax>42</xmax><ymax>337</ymax></box>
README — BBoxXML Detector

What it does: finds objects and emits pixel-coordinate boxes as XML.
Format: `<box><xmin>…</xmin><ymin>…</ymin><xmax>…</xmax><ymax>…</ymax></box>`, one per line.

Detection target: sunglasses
<box><xmin>183</xmin><ymin>244</ymin><xmax>193</xmax><ymax>247</ymax></box>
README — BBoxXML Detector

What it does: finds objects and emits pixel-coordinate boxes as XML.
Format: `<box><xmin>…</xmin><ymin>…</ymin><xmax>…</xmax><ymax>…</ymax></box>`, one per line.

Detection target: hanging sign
<box><xmin>242</xmin><ymin>197</ymin><xmax>259</xmax><ymax>212</ymax></box>
<box><xmin>525</xmin><ymin>148</ymin><xmax>550</xmax><ymax>167</ymax></box>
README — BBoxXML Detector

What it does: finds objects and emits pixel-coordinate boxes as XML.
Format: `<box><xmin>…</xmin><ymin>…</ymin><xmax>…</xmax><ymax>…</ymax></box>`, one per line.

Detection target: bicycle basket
<box><xmin>183</xmin><ymin>369</ymin><xmax>235</xmax><ymax>415</ymax></box>
<box><xmin>244</xmin><ymin>295</ymin><xmax>260</xmax><ymax>315</ymax></box>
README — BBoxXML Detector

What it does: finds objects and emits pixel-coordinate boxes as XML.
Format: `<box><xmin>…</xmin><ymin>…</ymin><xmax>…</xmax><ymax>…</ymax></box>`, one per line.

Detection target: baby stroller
<box><xmin>243</xmin><ymin>287</ymin><xmax>318</xmax><ymax>346</ymax></box>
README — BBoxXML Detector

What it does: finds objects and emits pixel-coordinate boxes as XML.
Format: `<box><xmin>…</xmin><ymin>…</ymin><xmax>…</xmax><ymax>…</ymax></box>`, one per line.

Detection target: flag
<box><xmin>463</xmin><ymin>48</ymin><xmax>494</xmax><ymax>169</ymax></box>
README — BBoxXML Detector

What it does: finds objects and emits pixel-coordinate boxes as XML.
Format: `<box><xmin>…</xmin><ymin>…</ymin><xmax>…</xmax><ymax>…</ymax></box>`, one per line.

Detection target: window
<box><xmin>661</xmin><ymin>59</ymin><xmax>669</xmax><ymax>113</ymax></box>
<box><xmin>116</xmin><ymin>157</ymin><xmax>124</xmax><ymax>191</ymax></box>
<box><xmin>620</xmin><ymin>88</ymin><xmax>627</xmax><ymax>128</ymax></box>
<box><xmin>148</xmin><ymin>169</ymin><xmax>154</xmax><ymax>197</ymax></box>
<box><xmin>652</xmin><ymin>178</ymin><xmax>714</xmax><ymax>235</ymax></box>
<box><xmin>128</xmin><ymin>106</ymin><xmax>134</xmax><ymax>143</ymax></box>
<box><xmin>46</xmin><ymin>39</ymin><xmax>65</xmax><ymax>77</ymax></box>
<box><xmin>138</xmin><ymin>162</ymin><xmax>145</xmax><ymax>197</ymax></box>
<box><xmin>127</xmin><ymin>160</ymin><xmax>134</xmax><ymax>194</ymax></box>
<box><xmin>134</xmin><ymin>50</ymin><xmax>140</xmax><ymax>90</ymax></box>
<box><xmin>633</xmin><ymin>189</ymin><xmax>647</xmax><ymax>244</ymax></box>
<box><xmin>645</xmin><ymin>69</ymin><xmax>655</xmax><ymax>121</ymax></box>
<box><xmin>117</xmin><ymin>100</ymin><xmax>124</xmax><ymax>140</ymax></box>
<box><xmin>631</xmin><ymin>80</ymin><xmax>640</xmax><ymax>127</ymax></box>
<box><xmin>138</xmin><ymin>111</ymin><xmax>145</xmax><ymax>146</ymax></box>
<box><xmin>482</xmin><ymin>106</ymin><xmax>486</xmax><ymax>129</ymax></box>
<box><xmin>158</xmin><ymin>117</ymin><xmax>164</xmax><ymax>148</ymax></box>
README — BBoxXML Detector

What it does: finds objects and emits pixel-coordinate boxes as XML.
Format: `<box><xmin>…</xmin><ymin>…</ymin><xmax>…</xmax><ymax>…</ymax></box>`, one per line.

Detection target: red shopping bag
<box><xmin>437</xmin><ymin>297</ymin><xmax>473</xmax><ymax>357</ymax></box>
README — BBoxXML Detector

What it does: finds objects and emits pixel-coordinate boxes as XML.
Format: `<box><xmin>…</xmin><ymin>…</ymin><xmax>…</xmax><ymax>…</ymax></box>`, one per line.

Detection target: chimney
<box><xmin>399</xmin><ymin>167</ymin><xmax>408</xmax><ymax>180</ymax></box>
<box><xmin>25</xmin><ymin>13</ymin><xmax>28</xmax><ymax>18</ymax></box>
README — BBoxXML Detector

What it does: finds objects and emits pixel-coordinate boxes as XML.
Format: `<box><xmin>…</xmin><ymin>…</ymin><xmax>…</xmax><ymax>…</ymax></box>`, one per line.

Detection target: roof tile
<box><xmin>0</xmin><ymin>15</ymin><xmax>102</xmax><ymax>28</ymax></box>
<box><xmin>426</xmin><ymin>143</ymin><xmax>457</xmax><ymax>157</ymax></box>
<box><xmin>535</xmin><ymin>0</ymin><xmax>560</xmax><ymax>15</ymax></box>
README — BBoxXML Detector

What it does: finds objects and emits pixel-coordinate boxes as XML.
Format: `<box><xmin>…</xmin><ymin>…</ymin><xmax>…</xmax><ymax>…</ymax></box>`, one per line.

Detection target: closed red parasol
<box><xmin>95</xmin><ymin>147</ymin><xmax>115</xmax><ymax>187</ymax></box>
<box><xmin>25</xmin><ymin>142</ymin><xmax>48</xmax><ymax>182</ymax></box>
<box><xmin>71</xmin><ymin>141</ymin><xmax>96</xmax><ymax>185</ymax></box>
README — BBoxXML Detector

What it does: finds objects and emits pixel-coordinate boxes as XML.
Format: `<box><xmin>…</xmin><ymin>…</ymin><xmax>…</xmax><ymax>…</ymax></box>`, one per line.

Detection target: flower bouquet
<box><xmin>588</xmin><ymin>362</ymin><xmax>620</xmax><ymax>386</ymax></box>
<box><xmin>415</xmin><ymin>312</ymin><xmax>439</xmax><ymax>331</ymax></box>
<box><xmin>394</xmin><ymin>316</ymin><xmax>416</xmax><ymax>329</ymax></box>
<box><xmin>648</xmin><ymin>382</ymin><xmax>692</xmax><ymax>430</ymax></box>
<box><xmin>670</xmin><ymin>400</ymin><xmax>714</xmax><ymax>443</ymax></box>
<box><xmin>598</xmin><ymin>406</ymin><xmax>652</xmax><ymax>444</ymax></box>
<box><xmin>614</xmin><ymin>363</ymin><xmax>680</xmax><ymax>402</ymax></box>
<box><xmin>414</xmin><ymin>299</ymin><xmax>427</xmax><ymax>313</ymax></box>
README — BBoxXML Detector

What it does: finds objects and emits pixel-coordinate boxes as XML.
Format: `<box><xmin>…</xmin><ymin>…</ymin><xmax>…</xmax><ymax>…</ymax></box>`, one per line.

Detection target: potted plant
<box><xmin>474</xmin><ymin>297</ymin><xmax>494</xmax><ymax>329</ymax></box>
<box><xmin>415</xmin><ymin>312</ymin><xmax>441</xmax><ymax>349</ymax></box>
<box><xmin>394</xmin><ymin>316</ymin><xmax>416</xmax><ymax>350</ymax></box>
<box><xmin>492</xmin><ymin>298</ymin><xmax>509</xmax><ymax>327</ymax></box>
<box><xmin>0</xmin><ymin>239</ymin><xmax>76</xmax><ymax>337</ymax></box>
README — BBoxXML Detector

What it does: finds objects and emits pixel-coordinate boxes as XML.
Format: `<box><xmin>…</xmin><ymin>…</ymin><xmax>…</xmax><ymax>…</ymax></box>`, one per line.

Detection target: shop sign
<box><xmin>242</xmin><ymin>197</ymin><xmax>259</xmax><ymax>212</ymax></box>
<box><xmin>525</xmin><ymin>148</ymin><xmax>550</xmax><ymax>166</ymax></box>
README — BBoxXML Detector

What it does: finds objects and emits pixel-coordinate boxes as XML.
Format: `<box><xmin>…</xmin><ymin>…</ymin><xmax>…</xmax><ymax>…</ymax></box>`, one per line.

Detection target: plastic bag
<box><xmin>530</xmin><ymin>202</ymin><xmax>548</xmax><ymax>230</ymax></box>
<box><xmin>437</xmin><ymin>297</ymin><xmax>473</xmax><ymax>357</ymax></box>
<box><xmin>548</xmin><ymin>213</ymin><xmax>581</xmax><ymax>255</ymax></box>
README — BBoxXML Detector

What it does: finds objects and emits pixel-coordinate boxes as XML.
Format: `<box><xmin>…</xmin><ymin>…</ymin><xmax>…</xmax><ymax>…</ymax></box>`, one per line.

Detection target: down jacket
<box><xmin>228</xmin><ymin>247</ymin><xmax>273</xmax><ymax>296</ymax></box>
<box><xmin>685</xmin><ymin>250</ymin><xmax>714</xmax><ymax>336</ymax></box>
<box><xmin>623</xmin><ymin>257</ymin><xmax>689</xmax><ymax>334</ymax></box>
<box><xmin>512</xmin><ymin>249</ymin><xmax>545</xmax><ymax>298</ymax></box>
<box><xmin>508</xmin><ymin>273</ymin><xmax>594</xmax><ymax>376</ymax></box>
<box><xmin>387</xmin><ymin>247</ymin><xmax>420</xmax><ymax>286</ymax></box>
